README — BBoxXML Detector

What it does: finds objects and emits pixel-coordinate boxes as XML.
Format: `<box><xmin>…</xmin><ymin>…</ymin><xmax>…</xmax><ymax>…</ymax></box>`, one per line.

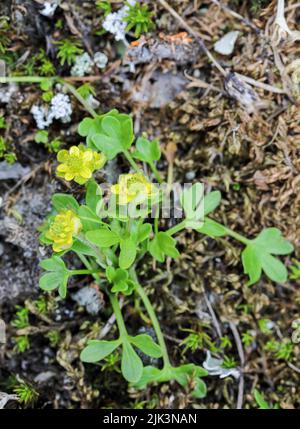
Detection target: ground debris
<box><xmin>126</xmin><ymin>34</ymin><xmax>201</xmax><ymax>65</ymax></box>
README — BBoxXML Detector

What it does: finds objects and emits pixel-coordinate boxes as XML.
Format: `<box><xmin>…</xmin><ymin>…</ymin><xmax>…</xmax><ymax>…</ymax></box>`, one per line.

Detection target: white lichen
<box><xmin>30</xmin><ymin>105</ymin><xmax>52</xmax><ymax>129</ymax></box>
<box><xmin>203</xmin><ymin>352</ymin><xmax>240</xmax><ymax>380</ymax></box>
<box><xmin>31</xmin><ymin>93</ymin><xmax>72</xmax><ymax>129</ymax></box>
<box><xmin>94</xmin><ymin>51</ymin><xmax>108</xmax><ymax>69</ymax></box>
<box><xmin>71</xmin><ymin>51</ymin><xmax>108</xmax><ymax>76</ymax></box>
<box><xmin>0</xmin><ymin>392</ymin><xmax>19</xmax><ymax>409</ymax></box>
<box><xmin>102</xmin><ymin>0</ymin><xmax>136</xmax><ymax>42</ymax></box>
<box><xmin>48</xmin><ymin>93</ymin><xmax>72</xmax><ymax>123</ymax></box>
<box><xmin>39</xmin><ymin>1</ymin><xmax>59</xmax><ymax>18</ymax></box>
<box><xmin>71</xmin><ymin>53</ymin><xmax>94</xmax><ymax>77</ymax></box>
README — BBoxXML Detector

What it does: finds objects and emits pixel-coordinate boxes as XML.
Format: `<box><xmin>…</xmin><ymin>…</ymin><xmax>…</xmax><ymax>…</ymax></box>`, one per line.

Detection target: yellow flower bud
<box><xmin>111</xmin><ymin>173</ymin><xmax>157</xmax><ymax>205</ymax></box>
<box><xmin>56</xmin><ymin>144</ymin><xmax>106</xmax><ymax>185</ymax></box>
<box><xmin>46</xmin><ymin>210</ymin><xmax>82</xmax><ymax>252</ymax></box>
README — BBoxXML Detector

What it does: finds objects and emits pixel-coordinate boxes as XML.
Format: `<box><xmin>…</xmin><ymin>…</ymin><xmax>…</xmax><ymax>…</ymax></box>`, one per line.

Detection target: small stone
<box><xmin>34</xmin><ymin>371</ymin><xmax>56</xmax><ymax>384</ymax></box>
<box><xmin>72</xmin><ymin>286</ymin><xmax>103</xmax><ymax>316</ymax></box>
<box><xmin>0</xmin><ymin>162</ymin><xmax>30</xmax><ymax>180</ymax></box>
<box><xmin>185</xmin><ymin>171</ymin><xmax>196</xmax><ymax>181</ymax></box>
<box><xmin>214</xmin><ymin>31</ymin><xmax>240</xmax><ymax>56</ymax></box>
<box><xmin>0</xmin><ymin>83</ymin><xmax>18</xmax><ymax>104</ymax></box>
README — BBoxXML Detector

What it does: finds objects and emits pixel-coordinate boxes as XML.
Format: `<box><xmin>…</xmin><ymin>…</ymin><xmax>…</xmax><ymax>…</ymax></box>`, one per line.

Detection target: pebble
<box><xmin>214</xmin><ymin>31</ymin><xmax>240</xmax><ymax>56</ymax></box>
<box><xmin>185</xmin><ymin>171</ymin><xmax>196</xmax><ymax>181</ymax></box>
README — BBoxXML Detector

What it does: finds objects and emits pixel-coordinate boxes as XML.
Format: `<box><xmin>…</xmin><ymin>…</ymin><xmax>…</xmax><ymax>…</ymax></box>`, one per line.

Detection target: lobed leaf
<box><xmin>80</xmin><ymin>339</ymin><xmax>121</xmax><ymax>363</ymax></box>
<box><xmin>129</xmin><ymin>334</ymin><xmax>162</xmax><ymax>358</ymax></box>
<box><xmin>86</xmin><ymin>228</ymin><xmax>120</xmax><ymax>248</ymax></box>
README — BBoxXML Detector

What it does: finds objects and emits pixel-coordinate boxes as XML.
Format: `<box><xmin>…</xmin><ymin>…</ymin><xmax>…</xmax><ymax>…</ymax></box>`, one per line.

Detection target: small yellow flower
<box><xmin>46</xmin><ymin>210</ymin><xmax>82</xmax><ymax>252</ymax></box>
<box><xmin>56</xmin><ymin>144</ymin><xmax>106</xmax><ymax>185</ymax></box>
<box><xmin>111</xmin><ymin>173</ymin><xmax>157</xmax><ymax>205</ymax></box>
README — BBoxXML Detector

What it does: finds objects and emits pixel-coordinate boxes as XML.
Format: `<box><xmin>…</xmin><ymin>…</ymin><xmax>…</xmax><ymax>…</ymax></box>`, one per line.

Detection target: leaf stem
<box><xmin>123</xmin><ymin>149</ymin><xmax>141</xmax><ymax>173</ymax></box>
<box><xmin>222</xmin><ymin>225</ymin><xmax>251</xmax><ymax>246</ymax></box>
<box><xmin>131</xmin><ymin>269</ymin><xmax>171</xmax><ymax>368</ymax></box>
<box><xmin>149</xmin><ymin>162</ymin><xmax>163</xmax><ymax>184</ymax></box>
<box><xmin>167</xmin><ymin>220</ymin><xmax>186</xmax><ymax>236</ymax></box>
<box><xmin>167</xmin><ymin>217</ymin><xmax>251</xmax><ymax>246</ymax></box>
<box><xmin>109</xmin><ymin>293</ymin><xmax>128</xmax><ymax>338</ymax></box>
<box><xmin>59</xmin><ymin>79</ymin><xmax>98</xmax><ymax>118</ymax></box>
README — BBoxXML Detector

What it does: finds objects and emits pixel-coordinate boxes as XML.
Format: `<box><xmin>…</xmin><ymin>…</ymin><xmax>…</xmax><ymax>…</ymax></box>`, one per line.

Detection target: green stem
<box><xmin>123</xmin><ymin>149</ymin><xmax>141</xmax><ymax>173</ymax></box>
<box><xmin>167</xmin><ymin>220</ymin><xmax>186</xmax><ymax>236</ymax></box>
<box><xmin>77</xmin><ymin>254</ymin><xmax>127</xmax><ymax>342</ymax></box>
<box><xmin>76</xmin><ymin>234</ymin><xmax>107</xmax><ymax>269</ymax></box>
<box><xmin>167</xmin><ymin>217</ymin><xmax>250</xmax><ymax>246</ymax></box>
<box><xmin>77</xmin><ymin>253</ymin><xmax>102</xmax><ymax>283</ymax></box>
<box><xmin>149</xmin><ymin>162</ymin><xmax>163</xmax><ymax>184</ymax></box>
<box><xmin>131</xmin><ymin>270</ymin><xmax>171</xmax><ymax>367</ymax></box>
<box><xmin>0</xmin><ymin>76</ymin><xmax>52</xmax><ymax>84</ymax></box>
<box><xmin>0</xmin><ymin>76</ymin><xmax>98</xmax><ymax>119</ymax></box>
<box><xmin>221</xmin><ymin>225</ymin><xmax>251</xmax><ymax>246</ymax></box>
<box><xmin>59</xmin><ymin>79</ymin><xmax>98</xmax><ymax>118</ymax></box>
<box><xmin>109</xmin><ymin>293</ymin><xmax>127</xmax><ymax>338</ymax></box>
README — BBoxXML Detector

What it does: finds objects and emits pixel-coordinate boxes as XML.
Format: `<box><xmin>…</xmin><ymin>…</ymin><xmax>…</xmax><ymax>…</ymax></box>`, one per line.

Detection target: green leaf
<box><xmin>133</xmin><ymin>364</ymin><xmax>207</xmax><ymax>394</ymax></box>
<box><xmin>261</xmin><ymin>253</ymin><xmax>288</xmax><ymax>284</ymax></box>
<box><xmin>254</xmin><ymin>389</ymin><xmax>270</xmax><ymax>409</ymax></box>
<box><xmin>106</xmin><ymin>267</ymin><xmax>136</xmax><ymax>295</ymax></box>
<box><xmin>203</xmin><ymin>191</ymin><xmax>221</xmax><ymax>216</ymax></box>
<box><xmin>35</xmin><ymin>130</ymin><xmax>48</xmax><ymax>144</ymax></box>
<box><xmin>78</xmin><ymin>206</ymin><xmax>104</xmax><ymax>231</ymax></box>
<box><xmin>86</xmin><ymin>180</ymin><xmax>103</xmax><ymax>212</ymax></box>
<box><xmin>242</xmin><ymin>245</ymin><xmax>262</xmax><ymax>286</ymax></box>
<box><xmin>137</xmin><ymin>223</ymin><xmax>152</xmax><ymax>243</ymax></box>
<box><xmin>40</xmin><ymin>79</ymin><xmax>53</xmax><ymax>91</ymax></box>
<box><xmin>129</xmin><ymin>334</ymin><xmax>162</xmax><ymax>358</ymax></box>
<box><xmin>92</xmin><ymin>114</ymin><xmax>134</xmax><ymax>160</ymax></box>
<box><xmin>80</xmin><ymin>339</ymin><xmax>121</xmax><ymax>363</ymax></box>
<box><xmin>86</xmin><ymin>228</ymin><xmax>120</xmax><ymax>247</ymax></box>
<box><xmin>172</xmin><ymin>364</ymin><xmax>208</xmax><ymax>387</ymax></box>
<box><xmin>39</xmin><ymin>255</ymin><xmax>66</xmax><ymax>272</ymax></box>
<box><xmin>149</xmin><ymin>232</ymin><xmax>180</xmax><ymax>263</ymax></box>
<box><xmin>121</xmin><ymin>341</ymin><xmax>143</xmax><ymax>383</ymax></box>
<box><xmin>133</xmin><ymin>137</ymin><xmax>161</xmax><ymax>163</ymax></box>
<box><xmin>196</xmin><ymin>218</ymin><xmax>227</xmax><ymax>237</ymax></box>
<box><xmin>148</xmin><ymin>236</ymin><xmax>164</xmax><ymax>262</ymax></box>
<box><xmin>39</xmin><ymin>272</ymin><xmax>62</xmax><ymax>291</ymax></box>
<box><xmin>192</xmin><ymin>378</ymin><xmax>207</xmax><ymax>399</ymax></box>
<box><xmin>241</xmin><ymin>229</ymin><xmax>293</xmax><ymax>285</ymax></box>
<box><xmin>78</xmin><ymin>110</ymin><xmax>121</xmax><ymax>148</ymax></box>
<box><xmin>132</xmin><ymin>366</ymin><xmax>161</xmax><ymax>389</ymax></box>
<box><xmin>39</xmin><ymin>256</ymin><xmax>70</xmax><ymax>298</ymax></box>
<box><xmin>254</xmin><ymin>228</ymin><xmax>294</xmax><ymax>255</ymax></box>
<box><xmin>158</xmin><ymin>232</ymin><xmax>180</xmax><ymax>258</ymax></box>
<box><xmin>52</xmin><ymin>194</ymin><xmax>79</xmax><ymax>213</ymax></box>
<box><xmin>78</xmin><ymin>116</ymin><xmax>103</xmax><ymax>147</ymax></box>
<box><xmin>71</xmin><ymin>240</ymin><xmax>99</xmax><ymax>257</ymax></box>
<box><xmin>58</xmin><ymin>275</ymin><xmax>69</xmax><ymax>299</ymax></box>
<box><xmin>39</xmin><ymin>272</ymin><xmax>69</xmax><ymax>298</ymax></box>
<box><xmin>119</xmin><ymin>238</ymin><xmax>137</xmax><ymax>269</ymax></box>
<box><xmin>78</xmin><ymin>117</ymin><xmax>100</xmax><ymax>136</ymax></box>
<box><xmin>181</xmin><ymin>183</ymin><xmax>204</xmax><ymax>227</ymax></box>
